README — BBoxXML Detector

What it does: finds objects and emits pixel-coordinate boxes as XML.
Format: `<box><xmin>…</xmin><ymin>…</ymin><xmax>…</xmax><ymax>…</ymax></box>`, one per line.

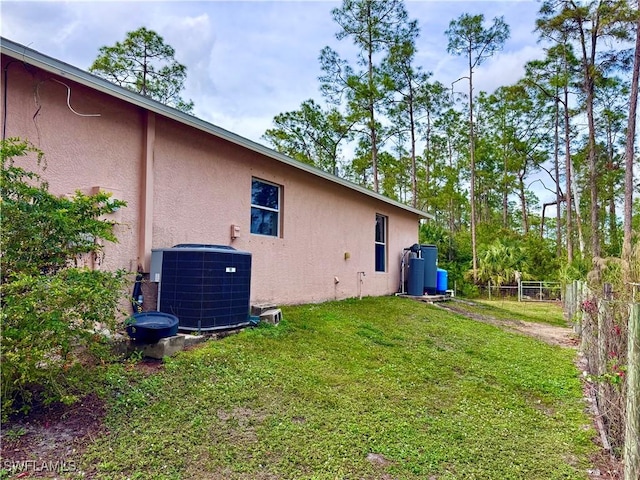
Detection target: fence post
<box><xmin>488</xmin><ymin>281</ymin><xmax>491</xmax><ymax>300</ymax></box>
<box><xmin>624</xmin><ymin>303</ymin><xmax>640</xmax><ymax>480</ymax></box>
<box><xmin>597</xmin><ymin>300</ymin><xmax>609</xmax><ymax>410</ymax></box>
<box><xmin>518</xmin><ymin>280</ymin><xmax>522</xmax><ymax>302</ymax></box>
<box><xmin>568</xmin><ymin>281</ymin><xmax>577</xmax><ymax>333</ymax></box>
<box><xmin>572</xmin><ymin>280</ymin><xmax>578</xmax><ymax>328</ymax></box>
<box><xmin>580</xmin><ymin>282</ymin><xmax>591</xmax><ymax>354</ymax></box>
<box><xmin>578</xmin><ymin>281</ymin><xmax>584</xmax><ymax>341</ymax></box>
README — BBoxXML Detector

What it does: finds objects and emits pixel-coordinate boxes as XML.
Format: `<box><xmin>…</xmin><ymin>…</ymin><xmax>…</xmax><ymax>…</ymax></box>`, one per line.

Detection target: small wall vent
<box><xmin>151</xmin><ymin>244</ymin><xmax>251</xmax><ymax>331</ymax></box>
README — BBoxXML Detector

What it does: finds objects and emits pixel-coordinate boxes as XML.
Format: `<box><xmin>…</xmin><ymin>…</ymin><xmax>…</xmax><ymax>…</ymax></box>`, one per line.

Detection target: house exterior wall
<box><xmin>2</xmin><ymin>58</ymin><xmax>143</xmax><ymax>273</ymax></box>
<box><xmin>2</xmin><ymin>54</ymin><xmax>421</xmax><ymax>306</ymax></box>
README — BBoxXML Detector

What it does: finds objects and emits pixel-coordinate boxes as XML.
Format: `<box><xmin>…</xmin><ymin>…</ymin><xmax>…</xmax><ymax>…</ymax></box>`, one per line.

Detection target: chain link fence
<box><xmin>481</xmin><ymin>281</ymin><xmax>562</xmax><ymax>302</ymax></box>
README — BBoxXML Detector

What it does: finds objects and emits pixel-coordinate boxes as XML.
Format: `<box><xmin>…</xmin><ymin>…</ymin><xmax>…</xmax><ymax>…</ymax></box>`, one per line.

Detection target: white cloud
<box><xmin>474</xmin><ymin>44</ymin><xmax>545</xmax><ymax>93</ymax></box>
<box><xmin>2</xmin><ymin>0</ymin><xmax>544</xmax><ymax>142</ymax></box>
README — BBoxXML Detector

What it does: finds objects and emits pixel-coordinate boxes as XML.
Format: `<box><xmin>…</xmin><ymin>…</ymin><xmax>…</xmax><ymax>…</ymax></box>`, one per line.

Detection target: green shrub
<box><xmin>1</xmin><ymin>138</ymin><xmax>128</xmax><ymax>419</ymax></box>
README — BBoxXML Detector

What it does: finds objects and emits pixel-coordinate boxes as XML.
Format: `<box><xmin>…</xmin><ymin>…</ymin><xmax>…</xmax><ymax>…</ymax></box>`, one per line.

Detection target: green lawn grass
<box><xmin>458</xmin><ymin>298</ymin><xmax>568</xmax><ymax>327</ymax></box>
<box><xmin>84</xmin><ymin>296</ymin><xmax>594</xmax><ymax>479</ymax></box>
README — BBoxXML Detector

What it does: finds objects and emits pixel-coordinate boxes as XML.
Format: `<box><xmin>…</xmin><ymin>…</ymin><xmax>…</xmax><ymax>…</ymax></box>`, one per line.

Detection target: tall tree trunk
<box><xmin>586</xmin><ymin>76</ymin><xmax>599</xmax><ymax>257</ymax></box>
<box><xmin>564</xmin><ymin>83</ymin><xmax>574</xmax><ymax>261</ymax></box>
<box><xmin>446</xmin><ymin>13</ymin><xmax>508</xmax><ymax>281</ymax></box>
<box><xmin>409</xmin><ymin>84</ymin><xmax>417</xmax><ymax>208</ymax></box>
<box><xmin>369</xmin><ymin>55</ymin><xmax>379</xmax><ymax>193</ymax></box>
<box><xmin>518</xmin><ymin>173</ymin><xmax>529</xmax><ymax>234</ymax></box>
<box><xmin>142</xmin><ymin>47</ymin><xmax>148</xmax><ymax>96</ymax></box>
<box><xmin>605</xmin><ymin>123</ymin><xmax>619</xmax><ymax>255</ymax></box>
<box><xmin>573</xmin><ymin>165</ymin><xmax>586</xmax><ymax>255</ymax></box>
<box><xmin>609</xmin><ymin>189</ymin><xmax>618</xmax><ymax>253</ymax></box>
<box><xmin>502</xmin><ymin>102</ymin><xmax>509</xmax><ymax>228</ymax></box>
<box><xmin>503</xmin><ymin>156</ymin><xmax>509</xmax><ymax>228</ymax></box>
<box><xmin>447</xmin><ymin>136</ymin><xmax>458</xmax><ymax>233</ymax></box>
<box><xmin>577</xmin><ymin>10</ymin><xmax>600</xmax><ymax>258</ymax></box>
<box><xmin>469</xmin><ymin>59</ymin><xmax>478</xmax><ymax>282</ymax></box>
<box><xmin>370</xmin><ymin>108</ymin><xmax>378</xmax><ymax>192</ymax></box>
<box><xmin>623</xmin><ymin>8</ymin><xmax>640</xmax><ymax>273</ymax></box>
<box><xmin>365</xmin><ymin>2</ymin><xmax>379</xmax><ymax>194</ymax></box>
<box><xmin>554</xmin><ymin>95</ymin><xmax>562</xmax><ymax>257</ymax></box>
<box><xmin>424</xmin><ymin>110</ymin><xmax>432</xmax><ymax>210</ymax></box>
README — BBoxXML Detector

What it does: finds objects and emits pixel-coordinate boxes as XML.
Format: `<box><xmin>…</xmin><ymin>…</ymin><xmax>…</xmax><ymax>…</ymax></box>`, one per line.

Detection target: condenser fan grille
<box><xmin>153</xmin><ymin>245</ymin><xmax>251</xmax><ymax>331</ymax></box>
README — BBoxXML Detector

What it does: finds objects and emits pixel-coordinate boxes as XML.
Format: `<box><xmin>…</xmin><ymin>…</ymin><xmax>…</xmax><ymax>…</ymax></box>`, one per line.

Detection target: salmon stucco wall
<box><xmin>151</xmin><ymin>118</ymin><xmax>419</xmax><ymax>304</ymax></box>
<box><xmin>2</xmin><ymin>54</ymin><xmax>422</xmax><ymax>306</ymax></box>
<box><xmin>2</xmin><ymin>57</ymin><xmax>142</xmax><ymax>273</ymax></box>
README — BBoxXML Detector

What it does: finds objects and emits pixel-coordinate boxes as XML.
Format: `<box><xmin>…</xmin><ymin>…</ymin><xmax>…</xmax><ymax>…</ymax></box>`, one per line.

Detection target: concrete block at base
<box><xmin>183</xmin><ymin>334</ymin><xmax>207</xmax><ymax>348</ymax></box>
<box><xmin>260</xmin><ymin>309</ymin><xmax>282</xmax><ymax>325</ymax></box>
<box><xmin>111</xmin><ymin>335</ymin><xmax>136</xmax><ymax>357</ymax></box>
<box><xmin>142</xmin><ymin>335</ymin><xmax>185</xmax><ymax>359</ymax></box>
<box><xmin>251</xmin><ymin>304</ymin><xmax>278</xmax><ymax>316</ymax></box>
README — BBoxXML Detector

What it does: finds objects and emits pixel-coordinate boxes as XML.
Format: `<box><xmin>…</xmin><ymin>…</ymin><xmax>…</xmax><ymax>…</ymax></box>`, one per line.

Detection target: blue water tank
<box><xmin>437</xmin><ymin>268</ymin><xmax>448</xmax><ymax>294</ymax></box>
<box><xmin>421</xmin><ymin>245</ymin><xmax>438</xmax><ymax>294</ymax></box>
<box><xmin>407</xmin><ymin>257</ymin><xmax>425</xmax><ymax>296</ymax></box>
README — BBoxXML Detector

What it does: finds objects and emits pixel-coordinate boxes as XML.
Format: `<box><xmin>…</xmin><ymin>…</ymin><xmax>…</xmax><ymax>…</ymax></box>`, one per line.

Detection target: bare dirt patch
<box><xmin>134</xmin><ymin>357</ymin><xmax>165</xmax><ymax>375</ymax></box>
<box><xmin>366</xmin><ymin>452</ymin><xmax>392</xmax><ymax>467</ymax></box>
<box><xmin>0</xmin><ymin>359</ymin><xmax>161</xmax><ymax>478</ymax></box>
<box><xmin>435</xmin><ymin>300</ymin><xmax>578</xmax><ymax>348</ymax></box>
<box><xmin>1</xmin><ymin>394</ymin><xmax>105</xmax><ymax>478</ymax></box>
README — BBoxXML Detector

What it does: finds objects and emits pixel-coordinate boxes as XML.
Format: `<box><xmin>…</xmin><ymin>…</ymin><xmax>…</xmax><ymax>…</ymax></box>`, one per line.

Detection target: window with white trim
<box><xmin>375</xmin><ymin>214</ymin><xmax>387</xmax><ymax>272</ymax></box>
<box><xmin>251</xmin><ymin>178</ymin><xmax>280</xmax><ymax>237</ymax></box>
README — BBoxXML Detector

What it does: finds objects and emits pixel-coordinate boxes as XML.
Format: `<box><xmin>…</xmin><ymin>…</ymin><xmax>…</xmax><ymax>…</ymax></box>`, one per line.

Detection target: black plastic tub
<box><xmin>126</xmin><ymin>312</ymin><xmax>179</xmax><ymax>343</ymax></box>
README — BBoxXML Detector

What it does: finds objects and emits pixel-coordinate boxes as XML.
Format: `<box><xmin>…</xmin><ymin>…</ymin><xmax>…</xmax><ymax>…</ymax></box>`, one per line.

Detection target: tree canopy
<box><xmin>90</xmin><ymin>27</ymin><xmax>194</xmax><ymax>113</ymax></box>
<box><xmin>263</xmin><ymin>0</ymin><xmax>639</xmax><ymax>293</ymax></box>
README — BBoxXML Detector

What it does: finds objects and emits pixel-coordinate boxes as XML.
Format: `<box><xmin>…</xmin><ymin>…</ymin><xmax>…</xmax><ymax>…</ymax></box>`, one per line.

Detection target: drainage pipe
<box><xmin>138</xmin><ymin>111</ymin><xmax>155</xmax><ymax>272</ymax></box>
<box><xmin>131</xmin><ymin>272</ymin><xmax>144</xmax><ymax>313</ymax></box>
<box><xmin>357</xmin><ymin>271</ymin><xmax>366</xmax><ymax>300</ymax></box>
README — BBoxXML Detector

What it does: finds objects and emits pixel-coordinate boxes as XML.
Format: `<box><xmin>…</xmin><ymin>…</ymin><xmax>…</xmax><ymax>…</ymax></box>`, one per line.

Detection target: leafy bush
<box><xmin>1</xmin><ymin>138</ymin><xmax>128</xmax><ymax>419</ymax></box>
<box><xmin>474</xmin><ymin>238</ymin><xmax>529</xmax><ymax>286</ymax></box>
<box><xmin>521</xmin><ymin>233</ymin><xmax>560</xmax><ymax>281</ymax></box>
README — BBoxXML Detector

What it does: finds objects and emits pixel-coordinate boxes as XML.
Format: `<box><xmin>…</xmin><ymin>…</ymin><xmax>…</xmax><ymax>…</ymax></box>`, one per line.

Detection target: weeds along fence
<box><xmin>565</xmin><ymin>280</ymin><xmax>640</xmax><ymax>480</ymax></box>
<box><xmin>519</xmin><ymin>281</ymin><xmax>562</xmax><ymax>301</ymax></box>
<box><xmin>483</xmin><ymin>283</ymin><xmax>518</xmax><ymax>299</ymax></box>
<box><xmin>482</xmin><ymin>281</ymin><xmax>562</xmax><ymax>301</ymax></box>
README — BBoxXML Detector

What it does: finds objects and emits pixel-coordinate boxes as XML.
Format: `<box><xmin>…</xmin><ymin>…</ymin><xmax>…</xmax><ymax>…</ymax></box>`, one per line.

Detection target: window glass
<box><xmin>251</xmin><ymin>207</ymin><xmax>278</xmax><ymax>236</ymax></box>
<box><xmin>375</xmin><ymin>214</ymin><xmax>386</xmax><ymax>243</ymax></box>
<box><xmin>375</xmin><ymin>244</ymin><xmax>386</xmax><ymax>272</ymax></box>
<box><xmin>375</xmin><ymin>214</ymin><xmax>387</xmax><ymax>272</ymax></box>
<box><xmin>251</xmin><ymin>180</ymin><xmax>279</xmax><ymax>210</ymax></box>
<box><xmin>251</xmin><ymin>178</ymin><xmax>280</xmax><ymax>237</ymax></box>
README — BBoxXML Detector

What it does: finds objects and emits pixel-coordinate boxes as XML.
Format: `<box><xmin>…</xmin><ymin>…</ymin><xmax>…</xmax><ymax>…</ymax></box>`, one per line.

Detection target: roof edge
<box><xmin>1</xmin><ymin>37</ymin><xmax>433</xmax><ymax>220</ymax></box>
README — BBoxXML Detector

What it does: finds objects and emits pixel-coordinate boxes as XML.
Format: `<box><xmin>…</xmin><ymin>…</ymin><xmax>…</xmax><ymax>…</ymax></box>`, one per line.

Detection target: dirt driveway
<box><xmin>434</xmin><ymin>299</ymin><xmax>626</xmax><ymax>479</ymax></box>
<box><xmin>435</xmin><ymin>300</ymin><xmax>578</xmax><ymax>348</ymax></box>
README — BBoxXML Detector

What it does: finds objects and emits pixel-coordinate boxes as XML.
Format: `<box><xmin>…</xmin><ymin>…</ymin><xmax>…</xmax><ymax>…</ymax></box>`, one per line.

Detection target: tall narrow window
<box><xmin>251</xmin><ymin>178</ymin><xmax>280</xmax><ymax>237</ymax></box>
<box><xmin>375</xmin><ymin>214</ymin><xmax>387</xmax><ymax>272</ymax></box>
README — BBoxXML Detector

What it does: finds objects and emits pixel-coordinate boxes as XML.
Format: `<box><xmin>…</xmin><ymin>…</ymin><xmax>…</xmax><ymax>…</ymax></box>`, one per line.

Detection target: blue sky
<box><xmin>1</xmin><ymin>0</ymin><xmax>544</xmax><ymax>144</ymax></box>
